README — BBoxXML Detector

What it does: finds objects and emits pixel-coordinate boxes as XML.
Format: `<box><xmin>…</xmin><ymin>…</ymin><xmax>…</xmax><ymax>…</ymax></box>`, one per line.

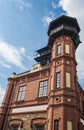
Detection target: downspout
<box><xmin>1</xmin><ymin>78</ymin><xmax>15</xmax><ymax>130</ymax></box>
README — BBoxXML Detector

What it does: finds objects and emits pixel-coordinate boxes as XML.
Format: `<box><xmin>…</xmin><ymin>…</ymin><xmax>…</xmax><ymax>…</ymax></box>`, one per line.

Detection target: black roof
<box><xmin>48</xmin><ymin>15</ymin><xmax>80</xmax><ymax>35</ymax></box>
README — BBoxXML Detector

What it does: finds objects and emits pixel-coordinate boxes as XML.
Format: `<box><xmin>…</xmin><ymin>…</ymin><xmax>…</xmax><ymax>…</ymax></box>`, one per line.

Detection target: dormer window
<box><xmin>57</xmin><ymin>45</ymin><xmax>61</xmax><ymax>55</ymax></box>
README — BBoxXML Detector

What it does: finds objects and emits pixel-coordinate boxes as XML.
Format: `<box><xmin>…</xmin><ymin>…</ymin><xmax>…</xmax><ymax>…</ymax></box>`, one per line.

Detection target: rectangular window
<box><xmin>56</xmin><ymin>72</ymin><xmax>60</xmax><ymax>88</ymax></box>
<box><xmin>65</xmin><ymin>44</ymin><xmax>70</xmax><ymax>54</ymax></box>
<box><xmin>57</xmin><ymin>45</ymin><xmax>61</xmax><ymax>55</ymax></box>
<box><xmin>17</xmin><ymin>86</ymin><xmax>26</xmax><ymax>101</ymax></box>
<box><xmin>54</xmin><ymin>120</ymin><xmax>59</xmax><ymax>130</ymax></box>
<box><xmin>67</xmin><ymin>121</ymin><xmax>72</xmax><ymax>130</ymax></box>
<box><xmin>39</xmin><ymin>80</ymin><xmax>48</xmax><ymax>97</ymax></box>
<box><xmin>66</xmin><ymin>72</ymin><xmax>71</xmax><ymax>88</ymax></box>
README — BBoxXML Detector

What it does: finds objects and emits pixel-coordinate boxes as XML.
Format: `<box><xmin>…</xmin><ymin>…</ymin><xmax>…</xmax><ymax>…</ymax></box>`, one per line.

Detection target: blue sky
<box><xmin>0</xmin><ymin>0</ymin><xmax>84</xmax><ymax>104</ymax></box>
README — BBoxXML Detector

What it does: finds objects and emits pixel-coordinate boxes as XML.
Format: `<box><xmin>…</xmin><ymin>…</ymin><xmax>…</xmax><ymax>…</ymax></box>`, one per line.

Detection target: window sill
<box><xmin>36</xmin><ymin>96</ymin><xmax>48</xmax><ymax>102</ymax></box>
<box><xmin>37</xmin><ymin>96</ymin><xmax>47</xmax><ymax>99</ymax></box>
<box><xmin>65</xmin><ymin>53</ymin><xmax>70</xmax><ymax>55</ymax></box>
<box><xmin>15</xmin><ymin>100</ymin><xmax>24</xmax><ymax>104</ymax></box>
<box><xmin>57</xmin><ymin>54</ymin><xmax>61</xmax><ymax>56</ymax></box>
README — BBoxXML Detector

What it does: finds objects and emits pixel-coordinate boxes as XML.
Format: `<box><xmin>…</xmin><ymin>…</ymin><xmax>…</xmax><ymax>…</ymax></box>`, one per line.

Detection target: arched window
<box><xmin>33</xmin><ymin>124</ymin><xmax>45</xmax><ymax>130</ymax></box>
<box><xmin>10</xmin><ymin>124</ymin><xmax>19</xmax><ymax>130</ymax></box>
<box><xmin>31</xmin><ymin>118</ymin><xmax>46</xmax><ymax>130</ymax></box>
<box><xmin>8</xmin><ymin>119</ymin><xmax>23</xmax><ymax>130</ymax></box>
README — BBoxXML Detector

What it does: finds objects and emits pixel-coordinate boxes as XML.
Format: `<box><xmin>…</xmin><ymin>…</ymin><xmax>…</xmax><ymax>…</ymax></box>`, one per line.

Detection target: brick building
<box><xmin>0</xmin><ymin>15</ymin><xmax>84</xmax><ymax>130</ymax></box>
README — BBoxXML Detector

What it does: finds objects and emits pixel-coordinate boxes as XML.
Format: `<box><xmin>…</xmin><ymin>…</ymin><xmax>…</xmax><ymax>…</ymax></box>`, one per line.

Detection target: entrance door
<box><xmin>34</xmin><ymin>124</ymin><xmax>45</xmax><ymax>130</ymax></box>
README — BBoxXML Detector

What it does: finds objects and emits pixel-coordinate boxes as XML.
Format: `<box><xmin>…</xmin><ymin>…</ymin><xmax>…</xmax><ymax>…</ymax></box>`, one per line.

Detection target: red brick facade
<box><xmin>0</xmin><ymin>15</ymin><xmax>84</xmax><ymax>130</ymax></box>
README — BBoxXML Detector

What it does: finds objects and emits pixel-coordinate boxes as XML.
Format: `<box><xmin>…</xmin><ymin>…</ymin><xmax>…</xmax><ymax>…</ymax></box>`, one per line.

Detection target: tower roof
<box><xmin>48</xmin><ymin>15</ymin><xmax>80</xmax><ymax>36</ymax></box>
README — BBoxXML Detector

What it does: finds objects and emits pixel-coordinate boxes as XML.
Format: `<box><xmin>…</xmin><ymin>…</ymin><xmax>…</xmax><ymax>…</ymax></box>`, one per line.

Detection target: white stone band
<box><xmin>12</xmin><ymin>104</ymin><xmax>48</xmax><ymax>113</ymax></box>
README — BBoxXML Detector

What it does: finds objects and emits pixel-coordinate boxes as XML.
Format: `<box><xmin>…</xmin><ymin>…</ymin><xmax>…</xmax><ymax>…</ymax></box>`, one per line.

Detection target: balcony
<box><xmin>34</xmin><ymin>46</ymin><xmax>51</xmax><ymax>65</ymax></box>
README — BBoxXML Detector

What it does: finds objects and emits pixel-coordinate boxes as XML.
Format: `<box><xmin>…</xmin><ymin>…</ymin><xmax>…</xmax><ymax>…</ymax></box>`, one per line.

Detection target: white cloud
<box><xmin>0</xmin><ymin>73</ymin><xmax>6</xmax><ymax>78</ymax></box>
<box><xmin>59</xmin><ymin>0</ymin><xmax>84</xmax><ymax>83</ymax></box>
<box><xmin>0</xmin><ymin>41</ymin><xmax>26</xmax><ymax>69</ymax></box>
<box><xmin>59</xmin><ymin>0</ymin><xmax>84</xmax><ymax>17</ymax></box>
<box><xmin>51</xmin><ymin>1</ymin><xmax>57</xmax><ymax>9</ymax></box>
<box><xmin>9</xmin><ymin>0</ymin><xmax>32</xmax><ymax>10</ymax></box>
<box><xmin>20</xmin><ymin>47</ymin><xmax>26</xmax><ymax>56</ymax></box>
<box><xmin>0</xmin><ymin>85</ymin><xmax>5</xmax><ymax>106</ymax></box>
<box><xmin>27</xmin><ymin>55</ymin><xmax>33</xmax><ymax>60</ymax></box>
<box><xmin>42</xmin><ymin>12</ymin><xmax>55</xmax><ymax>25</ymax></box>
<box><xmin>0</xmin><ymin>61</ymin><xmax>11</xmax><ymax>69</ymax></box>
<box><xmin>42</xmin><ymin>16</ymin><xmax>53</xmax><ymax>25</ymax></box>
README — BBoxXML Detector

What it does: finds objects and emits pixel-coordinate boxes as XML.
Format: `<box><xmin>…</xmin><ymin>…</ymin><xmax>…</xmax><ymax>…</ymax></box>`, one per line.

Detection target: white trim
<box><xmin>12</xmin><ymin>105</ymin><xmax>48</xmax><ymax>113</ymax></box>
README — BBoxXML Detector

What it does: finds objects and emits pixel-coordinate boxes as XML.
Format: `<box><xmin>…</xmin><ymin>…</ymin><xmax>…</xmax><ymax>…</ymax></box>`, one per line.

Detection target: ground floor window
<box><xmin>33</xmin><ymin>124</ymin><xmax>45</xmax><ymax>130</ymax></box>
<box><xmin>10</xmin><ymin>124</ymin><xmax>19</xmax><ymax>130</ymax></box>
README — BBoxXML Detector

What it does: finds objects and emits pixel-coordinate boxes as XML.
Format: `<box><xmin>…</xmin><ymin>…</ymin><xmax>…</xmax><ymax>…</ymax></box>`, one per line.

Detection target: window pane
<box><xmin>65</xmin><ymin>44</ymin><xmax>70</xmax><ymax>54</ymax></box>
<box><xmin>57</xmin><ymin>45</ymin><xmax>61</xmax><ymax>55</ymax></box>
<box><xmin>20</xmin><ymin>86</ymin><xmax>26</xmax><ymax>91</ymax></box>
<box><xmin>66</xmin><ymin>72</ymin><xmax>71</xmax><ymax>88</ymax></box>
<box><xmin>54</xmin><ymin>120</ymin><xmax>59</xmax><ymax>130</ymax></box>
<box><xmin>11</xmin><ymin>124</ymin><xmax>19</xmax><ymax>130</ymax></box>
<box><xmin>67</xmin><ymin>121</ymin><xmax>72</xmax><ymax>130</ymax></box>
<box><xmin>33</xmin><ymin>124</ymin><xmax>45</xmax><ymax>130</ymax></box>
<box><xmin>40</xmin><ymin>82</ymin><xmax>43</xmax><ymax>86</ymax></box>
<box><xmin>39</xmin><ymin>80</ymin><xmax>48</xmax><ymax>97</ymax></box>
<box><xmin>44</xmin><ymin>80</ymin><xmax>48</xmax><ymax>85</ymax></box>
<box><xmin>56</xmin><ymin>72</ymin><xmax>60</xmax><ymax>88</ymax></box>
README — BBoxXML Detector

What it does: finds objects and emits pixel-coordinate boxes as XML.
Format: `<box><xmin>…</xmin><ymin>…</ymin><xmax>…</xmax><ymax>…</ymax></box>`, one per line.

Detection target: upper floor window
<box><xmin>54</xmin><ymin>120</ymin><xmax>59</xmax><ymax>130</ymax></box>
<box><xmin>17</xmin><ymin>86</ymin><xmax>26</xmax><ymax>101</ymax></box>
<box><xmin>57</xmin><ymin>45</ymin><xmax>61</xmax><ymax>55</ymax></box>
<box><xmin>39</xmin><ymin>80</ymin><xmax>48</xmax><ymax>97</ymax></box>
<box><xmin>65</xmin><ymin>44</ymin><xmax>70</xmax><ymax>54</ymax></box>
<box><xmin>66</xmin><ymin>72</ymin><xmax>71</xmax><ymax>88</ymax></box>
<box><xmin>56</xmin><ymin>72</ymin><xmax>60</xmax><ymax>88</ymax></box>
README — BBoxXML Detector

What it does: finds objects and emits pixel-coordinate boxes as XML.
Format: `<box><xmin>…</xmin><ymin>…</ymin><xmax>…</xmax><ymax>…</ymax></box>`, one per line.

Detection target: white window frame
<box><xmin>17</xmin><ymin>86</ymin><xmax>26</xmax><ymax>101</ymax></box>
<box><xmin>39</xmin><ymin>80</ymin><xmax>48</xmax><ymax>97</ymax></box>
